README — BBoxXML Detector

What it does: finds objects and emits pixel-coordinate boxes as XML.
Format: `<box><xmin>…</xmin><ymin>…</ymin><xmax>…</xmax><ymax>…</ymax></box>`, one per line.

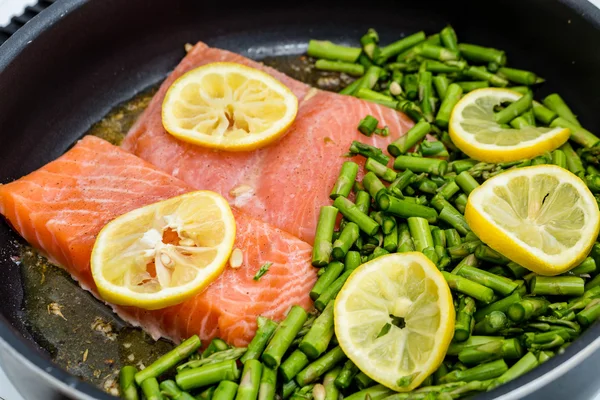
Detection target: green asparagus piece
<box><xmin>263</xmin><ymin>306</ymin><xmax>308</xmax><ymax>368</ymax></box>
<box><xmin>559</xmin><ymin>142</ymin><xmax>585</xmax><ymax>176</ymax></box>
<box><xmin>474</xmin><ymin>292</ymin><xmax>522</xmax><ymax>323</ymax></box>
<box><xmin>315</xmin><ymin>60</ymin><xmax>364</xmax><ymax>76</ymax></box>
<box><xmin>312</xmin><ymin>206</ymin><xmax>338</xmax><ymax>267</ymax></box>
<box><xmin>334</xmin><ymin>360</ymin><xmax>359</xmax><ymax>389</ymax></box>
<box><xmin>333</xmin><ymin>196</ymin><xmax>379</xmax><ymax>236</ymax></box>
<box><xmin>384</xmin><ymin>223</ymin><xmax>399</xmax><ymax>253</ymax></box>
<box><xmin>314</xmin><ymin>271</ymin><xmax>353</xmax><ymax>311</ymax></box>
<box><xmin>451</xmin><ymin>159</ymin><xmax>478</xmax><ymax>174</ymax></box>
<box><xmin>497</xmin><ymin>67</ymin><xmax>541</xmax><ymax>85</ymax></box>
<box><xmin>416</xmin><ymin>43</ymin><xmax>460</xmax><ymax>61</ymax></box>
<box><xmin>440</xmin><ymin>26</ymin><xmax>459</xmax><ymax>51</ymax></box>
<box><xmin>332</xmin><ymin>223</ymin><xmax>359</xmax><ymax>260</ymax></box>
<box><xmin>214</xmin><ymin>381</ymin><xmax>239</xmax><ymax>400</ymax></box>
<box><xmin>394</xmin><ymin>156</ymin><xmax>448</xmax><ymax>176</ymax></box>
<box><xmin>378</xmin><ymin>194</ymin><xmax>438</xmax><ymax>224</ymax></box>
<box><xmin>176</xmin><ymin>360</ymin><xmax>239</xmax><ymax>391</ymax></box>
<box><xmin>458</xmin><ymin>43</ymin><xmax>506</xmax><ymax>65</ymax></box>
<box><xmin>551</xmin><ymin>117</ymin><xmax>600</xmax><ymax>148</ymax></box>
<box><xmin>454</xmin><ymin>263</ymin><xmax>518</xmax><ymax>296</ymax></box>
<box><xmin>356</xmin><ymin>88</ymin><xmax>397</xmax><ymax>108</ymax></box>
<box><xmin>439</xmin><ymin>207</ymin><xmax>471</xmax><ymax>235</ymax></box>
<box><xmin>447</xmin><ymin>336</ymin><xmax>505</xmax><ymax>356</ymax></box>
<box><xmin>464</xmin><ymin>66</ymin><xmax>508</xmax><ymax>87</ymax></box>
<box><xmin>365</xmin><ymin>158</ymin><xmax>397</xmax><ymax>182</ymax></box>
<box><xmin>455</xmin><ymin>171</ymin><xmax>479</xmax><ymax>195</ymax></box>
<box><xmin>340</xmin><ymin>77</ymin><xmax>364</xmax><ymax>96</ymax></box>
<box><xmin>532</xmin><ymin>101</ymin><xmax>558</xmax><ymax>125</ymax></box>
<box><xmin>433</xmin><ymin>74</ymin><xmax>450</xmax><ymax>101</ymax></box>
<box><xmin>569</xmin><ymin>257</ymin><xmax>596</xmax><ymax>275</ymax></box>
<box><xmin>418</xmin><ymin>70</ymin><xmax>434</xmax><ymax>122</ymax></box>
<box><xmin>140</xmin><ymin>377</ymin><xmax>163</xmax><ymax>400</ymax></box>
<box><xmin>474</xmin><ymin>245</ymin><xmax>510</xmax><ymax>265</ymax></box>
<box><xmin>354</xmin><ymin>191</ymin><xmax>371</xmax><ymax>214</ymax></box>
<box><xmin>442</xmin><ymin>271</ymin><xmax>495</xmax><ymax>303</ymax></box>
<box><xmin>474</xmin><ymin>311</ymin><xmax>509</xmax><ymax>335</ymax></box>
<box><xmin>454</xmin><ymin>296</ymin><xmax>476</xmax><ymax>342</ymax></box>
<box><xmin>489</xmin><ymin>352</ymin><xmax>539</xmax><ymax>390</ymax></box>
<box><xmin>357</xmin><ymin>115</ymin><xmax>379</xmax><ymax>136</ymax></box>
<box><xmin>447</xmin><ymin>240</ymin><xmax>482</xmax><ymax>260</ymax></box>
<box><xmin>120</xmin><ymin>366</ymin><xmax>139</xmax><ymax>400</ymax></box>
<box><xmin>241</xmin><ymin>318</ymin><xmax>278</xmax><ymax>363</ymax></box>
<box><xmin>323</xmin><ymin>367</ymin><xmax>341</xmax><ymax>400</ymax></box>
<box><xmin>282</xmin><ymin>380</ymin><xmax>298</xmax><ymax>400</ymax></box>
<box><xmin>420</xmin><ymin>140</ymin><xmax>449</xmax><ymax>157</ymax></box>
<box><xmin>377</xmin><ymin>31</ymin><xmax>426</xmax><ymax>64</ymax></box>
<box><xmin>308</xmin><ymin>40</ymin><xmax>361</xmax><ymax>63</ymax></box>
<box><xmin>177</xmin><ymin>348</ymin><xmax>246</xmax><ymax>372</ymax></box>
<box><xmin>577</xmin><ymin>299</ymin><xmax>600</xmax><ymax>326</ymax></box>
<box><xmin>543</xmin><ymin>93</ymin><xmax>581</xmax><ymax>127</ymax></box>
<box><xmin>397</xmin><ymin>223</ymin><xmax>416</xmax><ymax>253</ymax></box>
<box><xmin>349</xmin><ymin>141</ymin><xmax>390</xmax><ymax>165</ymax></box>
<box><xmin>299</xmin><ymin>302</ymin><xmax>335</xmax><ymax>359</ymax></box>
<box><xmin>456</xmin><ymin>81</ymin><xmax>489</xmax><ymax>92</ymax></box>
<box><xmin>344</xmin><ymin>251</ymin><xmax>362</xmax><ymax>272</ymax></box>
<box><xmin>235</xmin><ymin>360</ymin><xmax>262</xmax><ymax>400</ymax></box>
<box><xmin>388</xmin><ymin>120</ymin><xmax>431</xmax><ymax>156</ymax></box>
<box><xmin>280</xmin><ymin>350</ymin><xmax>310</xmax><ymax>383</ymax></box>
<box><xmin>434</xmin><ymin>83</ymin><xmax>463</xmax><ymax>128</ymax></box>
<box><xmin>530</xmin><ymin>276</ymin><xmax>585</xmax><ymax>296</ymax></box>
<box><xmin>135</xmin><ymin>335</ymin><xmax>201</xmax><ymax>385</ymax></box>
<box><xmin>295</xmin><ymin>347</ymin><xmax>346</xmax><ymax>386</ymax></box>
<box><xmin>445</xmin><ymin>229</ymin><xmax>462</xmax><ymax>248</ymax></box>
<box><xmin>330</xmin><ymin>162</ymin><xmax>359</xmax><ymax>200</ymax></box>
<box><xmin>159</xmin><ymin>380</ymin><xmax>196</xmax><ymax>400</ymax></box>
<box><xmin>202</xmin><ymin>339</ymin><xmax>230</xmax><ymax>358</ymax></box>
<box><xmin>404</xmin><ymin>217</ymin><xmax>434</xmax><ymax>252</ymax></box>
<box><xmin>402</xmin><ymin>74</ymin><xmax>419</xmax><ymax>100</ymax></box>
<box><xmin>439</xmin><ymin>359</ymin><xmax>508</xmax><ymax>383</ymax></box>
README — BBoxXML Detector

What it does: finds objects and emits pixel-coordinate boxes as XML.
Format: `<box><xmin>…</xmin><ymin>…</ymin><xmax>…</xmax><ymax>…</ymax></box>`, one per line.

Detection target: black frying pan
<box><xmin>1</xmin><ymin>0</ymin><xmax>600</xmax><ymax>399</ymax></box>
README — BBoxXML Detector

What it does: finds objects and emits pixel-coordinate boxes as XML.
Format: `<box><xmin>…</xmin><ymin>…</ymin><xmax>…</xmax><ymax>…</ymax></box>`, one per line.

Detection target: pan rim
<box><xmin>1</xmin><ymin>0</ymin><xmax>600</xmax><ymax>399</ymax></box>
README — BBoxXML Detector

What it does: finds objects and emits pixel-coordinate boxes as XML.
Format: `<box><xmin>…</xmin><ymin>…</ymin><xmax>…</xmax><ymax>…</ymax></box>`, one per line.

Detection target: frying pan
<box><xmin>1</xmin><ymin>0</ymin><xmax>600</xmax><ymax>398</ymax></box>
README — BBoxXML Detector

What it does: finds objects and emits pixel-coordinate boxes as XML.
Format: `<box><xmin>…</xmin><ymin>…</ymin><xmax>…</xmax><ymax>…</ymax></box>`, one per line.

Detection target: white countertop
<box><xmin>1</xmin><ymin>1</ymin><xmax>600</xmax><ymax>399</ymax></box>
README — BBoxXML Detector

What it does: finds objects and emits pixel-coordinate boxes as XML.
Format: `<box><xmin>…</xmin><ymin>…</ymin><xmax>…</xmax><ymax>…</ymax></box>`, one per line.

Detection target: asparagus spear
<box><xmin>454</xmin><ymin>296</ymin><xmax>476</xmax><ymax>342</ymax></box>
<box><xmin>394</xmin><ymin>156</ymin><xmax>448</xmax><ymax>176</ymax></box>
<box><xmin>263</xmin><ymin>306</ymin><xmax>308</xmax><ymax>368</ymax></box>
<box><xmin>135</xmin><ymin>335</ymin><xmax>202</xmax><ymax>385</ymax></box>
<box><xmin>175</xmin><ymin>360</ymin><xmax>239</xmax><ymax>391</ymax></box>
<box><xmin>299</xmin><ymin>302</ymin><xmax>335</xmax><ymax>359</ymax></box>
<box><xmin>349</xmin><ymin>141</ymin><xmax>390</xmax><ymax>165</ymax></box>
<box><xmin>316</xmin><ymin>60</ymin><xmax>364</xmax><ymax>76</ymax></box>
<box><xmin>439</xmin><ymin>359</ymin><xmax>508</xmax><ymax>383</ymax></box>
<box><xmin>241</xmin><ymin>317</ymin><xmax>278</xmax><ymax>363</ymax></box>
<box><xmin>443</xmin><ymin>272</ymin><xmax>495</xmax><ymax>303</ymax></box>
<box><xmin>334</xmin><ymin>360</ymin><xmax>359</xmax><ymax>389</ymax></box>
<box><xmin>323</xmin><ymin>367</ymin><xmax>341</xmax><ymax>400</ymax></box>
<box><xmin>308</xmin><ymin>40</ymin><xmax>361</xmax><ymax>63</ymax></box>
<box><xmin>160</xmin><ymin>380</ymin><xmax>196</xmax><ymax>400</ymax></box>
<box><xmin>214</xmin><ymin>381</ymin><xmax>240</xmax><ymax>400</ymax></box>
<box><xmin>140</xmin><ymin>377</ymin><xmax>163</xmax><ymax>400</ymax></box>
<box><xmin>334</xmin><ymin>196</ymin><xmax>380</xmax><ymax>235</ymax></box>
<box><xmin>473</xmin><ymin>311</ymin><xmax>509</xmax><ymax>335</ymax></box>
<box><xmin>530</xmin><ymin>276</ymin><xmax>585</xmax><ymax>296</ymax></box>
<box><xmin>332</xmin><ymin>223</ymin><xmax>359</xmax><ymax>260</ymax></box>
<box><xmin>330</xmin><ymin>162</ymin><xmax>359</xmax><ymax>200</ymax></box>
<box><xmin>281</xmin><ymin>350</ymin><xmax>310</xmax><ymax>383</ymax></box>
<box><xmin>295</xmin><ymin>347</ymin><xmax>347</xmax><ymax>386</ymax></box>
<box><xmin>379</xmin><ymin>194</ymin><xmax>438</xmax><ymax>223</ymax></box>
<box><xmin>120</xmin><ymin>366</ymin><xmax>140</xmax><ymax>400</ymax></box>
<box><xmin>388</xmin><ymin>120</ymin><xmax>431</xmax><ymax>156</ymax></box>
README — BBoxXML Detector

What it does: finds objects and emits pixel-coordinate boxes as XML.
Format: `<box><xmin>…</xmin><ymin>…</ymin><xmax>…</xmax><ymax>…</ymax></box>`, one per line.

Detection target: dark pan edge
<box><xmin>1</xmin><ymin>0</ymin><xmax>600</xmax><ymax>399</ymax></box>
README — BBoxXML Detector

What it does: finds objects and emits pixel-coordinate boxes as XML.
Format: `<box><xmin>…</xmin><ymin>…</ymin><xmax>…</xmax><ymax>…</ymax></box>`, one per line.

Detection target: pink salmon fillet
<box><xmin>122</xmin><ymin>41</ymin><xmax>414</xmax><ymax>244</ymax></box>
<box><xmin>0</xmin><ymin>135</ymin><xmax>316</xmax><ymax>346</ymax></box>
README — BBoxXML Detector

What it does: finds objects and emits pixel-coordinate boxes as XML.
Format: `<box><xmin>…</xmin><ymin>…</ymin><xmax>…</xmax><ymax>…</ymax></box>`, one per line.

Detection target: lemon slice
<box><xmin>465</xmin><ymin>165</ymin><xmax>600</xmax><ymax>275</ymax></box>
<box><xmin>91</xmin><ymin>191</ymin><xmax>236</xmax><ymax>310</ymax></box>
<box><xmin>162</xmin><ymin>62</ymin><xmax>298</xmax><ymax>151</ymax></box>
<box><xmin>334</xmin><ymin>252</ymin><xmax>454</xmax><ymax>392</ymax></box>
<box><xmin>449</xmin><ymin>88</ymin><xmax>570</xmax><ymax>163</ymax></box>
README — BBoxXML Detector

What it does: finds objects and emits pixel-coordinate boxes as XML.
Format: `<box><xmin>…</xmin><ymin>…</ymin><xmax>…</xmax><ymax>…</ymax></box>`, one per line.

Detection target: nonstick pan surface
<box><xmin>1</xmin><ymin>0</ymin><xmax>600</xmax><ymax>399</ymax></box>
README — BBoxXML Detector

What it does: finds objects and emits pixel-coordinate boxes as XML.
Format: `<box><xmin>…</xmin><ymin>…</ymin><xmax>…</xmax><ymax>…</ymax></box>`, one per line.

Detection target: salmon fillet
<box><xmin>122</xmin><ymin>42</ymin><xmax>414</xmax><ymax>244</ymax></box>
<box><xmin>0</xmin><ymin>135</ymin><xmax>316</xmax><ymax>346</ymax></box>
